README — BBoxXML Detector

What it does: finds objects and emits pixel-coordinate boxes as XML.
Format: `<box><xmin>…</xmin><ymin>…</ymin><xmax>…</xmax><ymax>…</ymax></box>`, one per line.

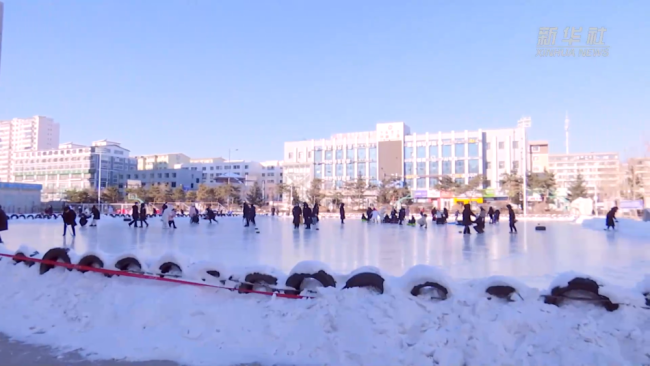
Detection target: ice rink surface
<box><xmin>2</xmin><ymin>215</ymin><xmax>648</xmax><ymax>288</ymax></box>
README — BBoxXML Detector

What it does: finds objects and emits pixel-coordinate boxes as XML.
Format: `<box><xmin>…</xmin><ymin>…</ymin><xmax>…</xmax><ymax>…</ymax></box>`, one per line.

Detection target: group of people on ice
<box><xmin>61</xmin><ymin>205</ymin><xmax>101</xmax><ymax>236</ymax></box>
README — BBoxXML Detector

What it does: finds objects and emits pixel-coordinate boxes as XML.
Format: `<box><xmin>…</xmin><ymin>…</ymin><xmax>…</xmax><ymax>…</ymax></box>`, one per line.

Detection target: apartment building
<box><xmin>135</xmin><ymin>153</ymin><xmax>191</xmax><ymax>170</ymax></box>
<box><xmin>0</xmin><ymin>116</ymin><xmax>60</xmax><ymax>181</ymax></box>
<box><xmin>119</xmin><ymin>168</ymin><xmax>201</xmax><ymax>191</ymax></box>
<box><xmin>548</xmin><ymin>152</ymin><xmax>620</xmax><ymax>199</ymax></box>
<box><xmin>11</xmin><ymin>140</ymin><xmax>135</xmax><ymax>202</ymax></box>
<box><xmin>260</xmin><ymin>160</ymin><xmax>283</xmax><ymax>202</ymax></box>
<box><xmin>282</xmin><ymin>121</ymin><xmax>526</xmax><ymax>202</ymax></box>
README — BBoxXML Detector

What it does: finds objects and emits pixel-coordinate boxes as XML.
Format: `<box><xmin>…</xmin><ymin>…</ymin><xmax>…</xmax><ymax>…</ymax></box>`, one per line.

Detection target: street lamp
<box><xmin>517</xmin><ymin>117</ymin><xmax>532</xmax><ymax>216</ymax></box>
<box><xmin>97</xmin><ymin>151</ymin><xmax>102</xmax><ymax>204</ymax></box>
<box><xmin>227</xmin><ymin>148</ymin><xmax>238</xmax><ymax>208</ymax></box>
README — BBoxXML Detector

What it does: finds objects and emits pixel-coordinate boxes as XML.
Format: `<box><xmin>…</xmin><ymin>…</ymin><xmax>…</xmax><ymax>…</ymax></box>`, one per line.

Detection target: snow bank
<box><xmin>467</xmin><ymin>275</ymin><xmax>539</xmax><ymax>301</ymax></box>
<box><xmin>1</xmin><ymin>261</ymin><xmax>649</xmax><ymax>366</ymax></box>
<box><xmin>546</xmin><ymin>271</ymin><xmax>647</xmax><ymax>306</ymax></box>
<box><xmin>581</xmin><ymin>217</ymin><xmax>650</xmax><ymax>238</ymax></box>
<box><xmin>399</xmin><ymin>264</ymin><xmax>456</xmax><ymax>298</ymax></box>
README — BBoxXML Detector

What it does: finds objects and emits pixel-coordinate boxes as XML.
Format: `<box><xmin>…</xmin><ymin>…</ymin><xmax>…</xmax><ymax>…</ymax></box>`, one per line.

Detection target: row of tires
<box><xmin>7</xmin><ymin>213</ymin><xmax>197</xmax><ymax>220</ymax></box>
<box><xmin>6</xmin><ymin>247</ymin><xmax>650</xmax><ymax>311</ymax></box>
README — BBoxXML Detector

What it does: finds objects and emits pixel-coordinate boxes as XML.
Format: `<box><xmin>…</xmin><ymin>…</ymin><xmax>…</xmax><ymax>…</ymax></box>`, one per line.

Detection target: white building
<box><xmin>282</xmin><ymin>122</ymin><xmax>527</xmax><ymax>203</ymax></box>
<box><xmin>11</xmin><ymin>140</ymin><xmax>135</xmax><ymax>202</ymax></box>
<box><xmin>260</xmin><ymin>160</ymin><xmax>283</xmax><ymax>202</ymax></box>
<box><xmin>548</xmin><ymin>152</ymin><xmax>620</xmax><ymax>199</ymax></box>
<box><xmin>0</xmin><ymin>116</ymin><xmax>60</xmax><ymax>181</ymax></box>
<box><xmin>134</xmin><ymin>153</ymin><xmax>191</xmax><ymax>170</ymax></box>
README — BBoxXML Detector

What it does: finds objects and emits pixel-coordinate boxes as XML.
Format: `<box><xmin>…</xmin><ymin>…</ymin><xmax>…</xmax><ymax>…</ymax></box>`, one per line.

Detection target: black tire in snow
<box><xmin>158</xmin><ymin>262</ymin><xmax>182</xmax><ymax>277</ymax></box>
<box><xmin>486</xmin><ymin>285</ymin><xmax>517</xmax><ymax>300</ymax></box>
<box><xmin>237</xmin><ymin>272</ymin><xmax>278</xmax><ymax>294</ymax></box>
<box><xmin>644</xmin><ymin>292</ymin><xmax>649</xmax><ymax>307</ymax></box>
<box><xmin>10</xmin><ymin>214</ymin><xmax>18</xmax><ymax>219</ymax></box>
<box><xmin>77</xmin><ymin>255</ymin><xmax>108</xmax><ymax>276</ymax></box>
<box><xmin>114</xmin><ymin>257</ymin><xmax>142</xmax><ymax>273</ymax></box>
<box><xmin>19</xmin><ymin>215</ymin><xmax>25</xmax><ymax>219</ymax></box>
<box><xmin>13</xmin><ymin>251</ymin><xmax>36</xmax><ymax>267</ymax></box>
<box><xmin>39</xmin><ymin>248</ymin><xmax>72</xmax><ymax>275</ymax></box>
<box><xmin>285</xmin><ymin>270</ymin><xmax>336</xmax><ymax>295</ymax></box>
<box><xmin>544</xmin><ymin>277</ymin><xmax>619</xmax><ymax>311</ymax></box>
<box><xmin>343</xmin><ymin>272</ymin><xmax>385</xmax><ymax>294</ymax></box>
<box><xmin>410</xmin><ymin>281</ymin><xmax>449</xmax><ymax>300</ymax></box>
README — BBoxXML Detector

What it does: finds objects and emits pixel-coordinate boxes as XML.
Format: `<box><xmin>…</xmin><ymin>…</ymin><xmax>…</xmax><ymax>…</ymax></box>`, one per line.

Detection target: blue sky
<box><xmin>1</xmin><ymin>0</ymin><xmax>648</xmax><ymax>160</ymax></box>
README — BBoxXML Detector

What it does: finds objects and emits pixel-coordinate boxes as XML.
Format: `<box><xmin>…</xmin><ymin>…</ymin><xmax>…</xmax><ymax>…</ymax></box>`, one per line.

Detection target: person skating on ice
<box><xmin>90</xmin><ymin>205</ymin><xmax>100</xmax><ymax>227</ymax></box>
<box><xmin>167</xmin><ymin>208</ymin><xmax>177</xmax><ymax>229</ymax></box>
<box><xmin>474</xmin><ymin>207</ymin><xmax>486</xmax><ymax>233</ymax></box>
<box><xmin>189</xmin><ymin>203</ymin><xmax>199</xmax><ymax>224</ymax></box>
<box><xmin>139</xmin><ymin>203</ymin><xmax>149</xmax><ymax>227</ymax></box>
<box><xmin>128</xmin><ymin>202</ymin><xmax>140</xmax><ymax>228</ymax></box>
<box><xmin>206</xmin><ymin>204</ymin><xmax>218</xmax><ymax>223</ymax></box>
<box><xmin>312</xmin><ymin>202</ymin><xmax>320</xmax><ymax>223</ymax></box>
<box><xmin>0</xmin><ymin>206</ymin><xmax>8</xmax><ymax>243</ymax></box>
<box><xmin>339</xmin><ymin>203</ymin><xmax>346</xmax><ymax>224</ymax></box>
<box><xmin>292</xmin><ymin>203</ymin><xmax>302</xmax><ymax>229</ymax></box>
<box><xmin>461</xmin><ymin>204</ymin><xmax>475</xmax><ymax>235</ymax></box>
<box><xmin>302</xmin><ymin>203</ymin><xmax>313</xmax><ymax>229</ymax></box>
<box><xmin>62</xmin><ymin>206</ymin><xmax>77</xmax><ymax>236</ymax></box>
<box><xmin>506</xmin><ymin>204</ymin><xmax>517</xmax><ymax>233</ymax></box>
<box><xmin>398</xmin><ymin>207</ymin><xmax>406</xmax><ymax>225</ymax></box>
<box><xmin>249</xmin><ymin>204</ymin><xmax>257</xmax><ymax>226</ymax></box>
<box><xmin>605</xmin><ymin>206</ymin><xmax>619</xmax><ymax>230</ymax></box>
<box><xmin>242</xmin><ymin>203</ymin><xmax>251</xmax><ymax>227</ymax></box>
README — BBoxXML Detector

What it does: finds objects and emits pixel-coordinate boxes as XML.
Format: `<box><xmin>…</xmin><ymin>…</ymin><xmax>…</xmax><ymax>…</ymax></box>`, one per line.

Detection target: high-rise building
<box><xmin>548</xmin><ymin>152</ymin><xmax>620</xmax><ymax>200</ymax></box>
<box><xmin>528</xmin><ymin>140</ymin><xmax>549</xmax><ymax>173</ymax></box>
<box><xmin>134</xmin><ymin>153</ymin><xmax>192</xmax><ymax>170</ymax></box>
<box><xmin>0</xmin><ymin>116</ymin><xmax>61</xmax><ymax>182</ymax></box>
<box><xmin>260</xmin><ymin>160</ymin><xmax>283</xmax><ymax>202</ymax></box>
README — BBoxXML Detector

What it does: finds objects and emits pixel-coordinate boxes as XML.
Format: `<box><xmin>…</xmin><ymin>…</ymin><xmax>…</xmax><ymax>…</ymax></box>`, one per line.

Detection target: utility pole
<box><xmin>518</xmin><ymin>117</ymin><xmax>532</xmax><ymax>216</ymax></box>
<box><xmin>97</xmin><ymin>152</ymin><xmax>102</xmax><ymax>204</ymax></box>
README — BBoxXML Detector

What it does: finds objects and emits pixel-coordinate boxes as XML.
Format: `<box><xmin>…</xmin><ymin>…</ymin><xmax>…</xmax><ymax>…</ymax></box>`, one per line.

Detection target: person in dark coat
<box><xmin>487</xmin><ymin>206</ymin><xmax>495</xmax><ymax>224</ymax></box>
<box><xmin>249</xmin><ymin>204</ymin><xmax>257</xmax><ymax>226</ymax></box>
<box><xmin>339</xmin><ymin>203</ymin><xmax>346</xmax><ymax>224</ymax></box>
<box><xmin>206</xmin><ymin>205</ymin><xmax>218</xmax><ymax>224</ymax></box>
<box><xmin>128</xmin><ymin>203</ymin><xmax>140</xmax><ymax>228</ymax></box>
<box><xmin>494</xmin><ymin>208</ymin><xmax>501</xmax><ymax>223</ymax></box>
<box><xmin>242</xmin><ymin>203</ymin><xmax>251</xmax><ymax>227</ymax></box>
<box><xmin>461</xmin><ymin>204</ymin><xmax>475</xmax><ymax>234</ymax></box>
<box><xmin>605</xmin><ymin>206</ymin><xmax>618</xmax><ymax>230</ymax></box>
<box><xmin>271</xmin><ymin>206</ymin><xmax>276</xmax><ymax>216</ymax></box>
<box><xmin>62</xmin><ymin>206</ymin><xmax>77</xmax><ymax>236</ymax></box>
<box><xmin>302</xmin><ymin>203</ymin><xmax>313</xmax><ymax>229</ymax></box>
<box><xmin>90</xmin><ymin>205</ymin><xmax>100</xmax><ymax>227</ymax></box>
<box><xmin>292</xmin><ymin>204</ymin><xmax>302</xmax><ymax>229</ymax></box>
<box><xmin>312</xmin><ymin>203</ymin><xmax>320</xmax><ymax>223</ymax></box>
<box><xmin>140</xmin><ymin>203</ymin><xmax>149</xmax><ymax>227</ymax></box>
<box><xmin>443</xmin><ymin>207</ymin><xmax>449</xmax><ymax>220</ymax></box>
<box><xmin>474</xmin><ymin>207</ymin><xmax>486</xmax><ymax>233</ymax></box>
<box><xmin>0</xmin><ymin>205</ymin><xmax>8</xmax><ymax>243</ymax></box>
<box><xmin>162</xmin><ymin>202</ymin><xmax>168</xmax><ymax>213</ymax></box>
<box><xmin>506</xmin><ymin>204</ymin><xmax>517</xmax><ymax>233</ymax></box>
<box><xmin>431</xmin><ymin>207</ymin><xmax>438</xmax><ymax>222</ymax></box>
<box><xmin>398</xmin><ymin>207</ymin><xmax>406</xmax><ymax>225</ymax></box>
<box><xmin>366</xmin><ymin>207</ymin><xmax>373</xmax><ymax>220</ymax></box>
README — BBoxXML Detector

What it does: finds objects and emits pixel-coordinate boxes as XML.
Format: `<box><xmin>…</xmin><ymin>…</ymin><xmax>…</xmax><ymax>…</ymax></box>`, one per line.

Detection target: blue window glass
<box><xmin>335</xmin><ymin>149</ymin><xmax>343</xmax><ymax>159</ymax></box>
<box><xmin>455</xmin><ymin>160</ymin><xmax>465</xmax><ymax>174</ymax></box>
<box><xmin>346</xmin><ymin>163</ymin><xmax>354</xmax><ymax>177</ymax></box>
<box><xmin>404</xmin><ymin>146</ymin><xmax>414</xmax><ymax>159</ymax></box>
<box><xmin>455</xmin><ymin>143</ymin><xmax>465</xmax><ymax>158</ymax></box>
<box><xmin>324</xmin><ymin>150</ymin><xmax>332</xmax><ymax>160</ymax></box>
<box><xmin>346</xmin><ymin>147</ymin><xmax>354</xmax><ymax>160</ymax></box>
<box><xmin>369</xmin><ymin>162</ymin><xmax>377</xmax><ymax>179</ymax></box>
<box><xmin>335</xmin><ymin>163</ymin><xmax>343</xmax><ymax>176</ymax></box>
<box><xmin>335</xmin><ymin>180</ymin><xmax>344</xmax><ymax>189</ymax></box>
<box><xmin>429</xmin><ymin>161</ymin><xmax>438</xmax><ymax>175</ymax></box>
<box><xmin>455</xmin><ymin>177</ymin><xmax>465</xmax><ymax>185</ymax></box>
<box><xmin>314</xmin><ymin>149</ymin><xmax>322</xmax><ymax>163</ymax></box>
<box><xmin>356</xmin><ymin>162</ymin><xmax>366</xmax><ymax>177</ymax></box>
<box><xmin>416</xmin><ymin>146</ymin><xmax>426</xmax><ymax>158</ymax></box>
<box><xmin>468</xmin><ymin>159</ymin><xmax>479</xmax><ymax>174</ymax></box>
<box><xmin>442</xmin><ymin>145</ymin><xmax>451</xmax><ymax>158</ymax></box>
<box><xmin>416</xmin><ymin>162</ymin><xmax>426</xmax><ymax>175</ymax></box>
<box><xmin>369</xmin><ymin>147</ymin><xmax>377</xmax><ymax>161</ymax></box>
<box><xmin>429</xmin><ymin>145</ymin><xmax>438</xmax><ymax>158</ymax></box>
<box><xmin>404</xmin><ymin>162</ymin><xmax>414</xmax><ymax>175</ymax></box>
<box><xmin>325</xmin><ymin>164</ymin><xmax>332</xmax><ymax>177</ymax></box>
<box><xmin>429</xmin><ymin>178</ymin><xmax>438</xmax><ymax>188</ymax></box>
<box><xmin>417</xmin><ymin>178</ymin><xmax>426</xmax><ymax>189</ymax></box>
<box><xmin>468</xmin><ymin>143</ymin><xmax>479</xmax><ymax>157</ymax></box>
<box><xmin>357</xmin><ymin>148</ymin><xmax>367</xmax><ymax>160</ymax></box>
<box><xmin>442</xmin><ymin>161</ymin><xmax>452</xmax><ymax>174</ymax></box>
<box><xmin>314</xmin><ymin>165</ymin><xmax>322</xmax><ymax>178</ymax></box>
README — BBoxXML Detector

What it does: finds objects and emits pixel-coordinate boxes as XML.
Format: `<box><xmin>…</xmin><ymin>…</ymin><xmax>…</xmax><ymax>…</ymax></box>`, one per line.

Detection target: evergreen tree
<box><xmin>196</xmin><ymin>184</ymin><xmax>216</xmax><ymax>202</ymax></box>
<box><xmin>172</xmin><ymin>186</ymin><xmax>186</xmax><ymax>202</ymax></box>
<box><xmin>567</xmin><ymin>173</ymin><xmax>589</xmax><ymax>200</ymax></box>
<box><xmin>246</xmin><ymin>182</ymin><xmax>265</xmax><ymax>206</ymax></box>
<box><xmin>100</xmin><ymin>186</ymin><xmax>122</xmax><ymax>203</ymax></box>
<box><xmin>499</xmin><ymin>171</ymin><xmax>523</xmax><ymax>205</ymax></box>
<box><xmin>306</xmin><ymin>178</ymin><xmax>325</xmax><ymax>204</ymax></box>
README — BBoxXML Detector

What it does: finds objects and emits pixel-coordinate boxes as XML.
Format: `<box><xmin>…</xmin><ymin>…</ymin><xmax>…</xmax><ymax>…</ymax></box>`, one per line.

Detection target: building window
<box><xmin>404</xmin><ymin>162</ymin><xmax>414</xmax><ymax>175</ymax></box>
<box><xmin>158</xmin><ymin>173</ymin><xmax>162</xmax><ymax>178</ymax></box>
<box><xmin>202</xmin><ymin>167</ymin><xmax>206</xmax><ymax>171</ymax></box>
<box><xmin>512</xmin><ymin>161</ymin><xmax>520</xmax><ymax>170</ymax></box>
<box><xmin>512</xmin><ymin>141</ymin><xmax>519</xmax><ymax>149</ymax></box>
<box><xmin>442</xmin><ymin>161</ymin><xmax>452</xmax><ymax>175</ymax></box>
<box><xmin>357</xmin><ymin>148</ymin><xmax>367</xmax><ymax>160</ymax></box>
<box><xmin>498</xmin><ymin>161</ymin><xmax>505</xmax><ymax>169</ymax></box>
<box><xmin>498</xmin><ymin>141</ymin><xmax>505</xmax><ymax>149</ymax></box>
<box><xmin>486</xmin><ymin>161</ymin><xmax>492</xmax><ymax>169</ymax></box>
<box><xmin>442</xmin><ymin>145</ymin><xmax>452</xmax><ymax>158</ymax></box>
<box><xmin>416</xmin><ymin>146</ymin><xmax>426</xmax><ymax>158</ymax></box>
<box><xmin>324</xmin><ymin>150</ymin><xmax>332</xmax><ymax>160</ymax></box>
<box><xmin>455</xmin><ymin>177</ymin><xmax>465</xmax><ymax>185</ymax></box>
<box><xmin>531</xmin><ymin>146</ymin><xmax>540</xmax><ymax>152</ymax></box>
<box><xmin>134</xmin><ymin>174</ymin><xmax>139</xmax><ymax>179</ymax></box>
<box><xmin>404</xmin><ymin>146</ymin><xmax>414</xmax><ymax>159</ymax></box>
<box><xmin>429</xmin><ymin>161</ymin><xmax>438</xmax><ymax>175</ymax></box>
<box><xmin>171</xmin><ymin>182</ymin><xmax>177</xmax><ymax>188</ymax></box>
<box><xmin>468</xmin><ymin>159</ymin><xmax>479</xmax><ymax>174</ymax></box>
<box><xmin>127</xmin><ymin>174</ymin><xmax>131</xmax><ymax>179</ymax></box>
<box><xmin>288</xmin><ymin>152</ymin><xmax>293</xmax><ymax>159</ymax></box>
<box><xmin>369</xmin><ymin>147</ymin><xmax>377</xmax><ymax>161</ymax></box>
<box><xmin>429</xmin><ymin>145</ymin><xmax>438</xmax><ymax>158</ymax></box>
<box><xmin>346</xmin><ymin>147</ymin><xmax>354</xmax><ymax>160</ymax></box>
<box><xmin>165</xmin><ymin>173</ymin><xmax>169</xmax><ymax>178</ymax></box>
<box><xmin>336</xmin><ymin>149</ymin><xmax>343</xmax><ymax>159</ymax></box>
<box><xmin>172</xmin><ymin>173</ymin><xmax>176</xmax><ymax>178</ymax></box>
<box><xmin>315</xmin><ymin>166</ymin><xmax>322</xmax><ymax>178</ymax></box>
<box><xmin>356</xmin><ymin>162</ymin><xmax>366</xmax><ymax>177</ymax></box>
<box><xmin>335</xmin><ymin>163</ymin><xmax>343</xmax><ymax>176</ymax></box>
<box><xmin>417</xmin><ymin>178</ymin><xmax>426</xmax><ymax>189</ymax></box>
<box><xmin>346</xmin><ymin>163</ymin><xmax>354</xmax><ymax>177</ymax></box>
<box><xmin>325</xmin><ymin>164</ymin><xmax>333</xmax><ymax>177</ymax></box>
<box><xmin>416</xmin><ymin>162</ymin><xmax>426</xmax><ymax>175</ymax></box>
<box><xmin>314</xmin><ymin>149</ymin><xmax>322</xmax><ymax>163</ymax></box>
<box><xmin>369</xmin><ymin>162</ymin><xmax>377</xmax><ymax>179</ymax></box>
<box><xmin>455</xmin><ymin>143</ymin><xmax>465</xmax><ymax>158</ymax></box>
<box><xmin>484</xmin><ymin>179</ymin><xmax>491</xmax><ymax>187</ymax></box>
<box><xmin>210</xmin><ymin>166</ymin><xmax>214</xmax><ymax>170</ymax></box>
<box><xmin>468</xmin><ymin>143</ymin><xmax>479</xmax><ymax>157</ymax></box>
<box><xmin>454</xmin><ymin>160</ymin><xmax>465</xmax><ymax>174</ymax></box>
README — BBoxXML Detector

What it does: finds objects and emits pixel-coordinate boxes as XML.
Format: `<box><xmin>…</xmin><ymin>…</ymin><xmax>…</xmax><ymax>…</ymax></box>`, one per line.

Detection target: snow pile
<box><xmin>547</xmin><ymin>271</ymin><xmax>647</xmax><ymax>307</ymax></box>
<box><xmin>0</xmin><ymin>261</ymin><xmax>649</xmax><ymax>366</ymax></box>
<box><xmin>580</xmin><ymin>217</ymin><xmax>650</xmax><ymax>237</ymax></box>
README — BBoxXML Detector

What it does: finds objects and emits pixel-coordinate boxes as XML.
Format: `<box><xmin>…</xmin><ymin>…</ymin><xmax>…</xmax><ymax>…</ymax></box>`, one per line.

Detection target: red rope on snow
<box><xmin>0</xmin><ymin>253</ymin><xmax>311</xmax><ymax>300</ymax></box>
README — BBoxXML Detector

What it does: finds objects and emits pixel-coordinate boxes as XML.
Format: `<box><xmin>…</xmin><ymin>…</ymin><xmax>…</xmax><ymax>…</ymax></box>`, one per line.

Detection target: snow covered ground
<box><xmin>0</xmin><ymin>216</ymin><xmax>649</xmax><ymax>365</ymax></box>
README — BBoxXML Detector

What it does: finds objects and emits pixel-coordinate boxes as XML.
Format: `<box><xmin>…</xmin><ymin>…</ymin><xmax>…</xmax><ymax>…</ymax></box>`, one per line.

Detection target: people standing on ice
<box><xmin>506</xmin><ymin>204</ymin><xmax>517</xmax><ymax>233</ymax></box>
<box><xmin>206</xmin><ymin>205</ymin><xmax>218</xmax><ymax>224</ymax></box>
<box><xmin>398</xmin><ymin>207</ymin><xmax>406</xmax><ymax>225</ymax></box>
<box><xmin>292</xmin><ymin>203</ymin><xmax>302</xmax><ymax>229</ymax></box>
<box><xmin>167</xmin><ymin>208</ymin><xmax>178</xmax><ymax>229</ymax></box>
<box><xmin>271</xmin><ymin>206</ymin><xmax>276</xmax><ymax>216</ymax></box>
<box><xmin>461</xmin><ymin>204</ymin><xmax>475</xmax><ymax>235</ymax></box>
<box><xmin>443</xmin><ymin>207</ymin><xmax>449</xmax><ymax>221</ymax></box>
<box><xmin>62</xmin><ymin>206</ymin><xmax>77</xmax><ymax>237</ymax></box>
<box><xmin>128</xmin><ymin>202</ymin><xmax>140</xmax><ymax>228</ymax></box>
<box><xmin>339</xmin><ymin>203</ymin><xmax>345</xmax><ymax>224</ymax></box>
<box><xmin>431</xmin><ymin>207</ymin><xmax>437</xmax><ymax>222</ymax></box>
<box><xmin>90</xmin><ymin>205</ymin><xmax>100</xmax><ymax>227</ymax></box>
<box><xmin>0</xmin><ymin>206</ymin><xmax>8</xmax><ymax>243</ymax></box>
<box><xmin>242</xmin><ymin>203</ymin><xmax>251</xmax><ymax>227</ymax></box>
<box><xmin>312</xmin><ymin>202</ymin><xmax>320</xmax><ymax>223</ymax></box>
<box><xmin>487</xmin><ymin>206</ymin><xmax>495</xmax><ymax>224</ymax></box>
<box><xmin>139</xmin><ymin>203</ymin><xmax>149</xmax><ymax>227</ymax></box>
<box><xmin>605</xmin><ymin>206</ymin><xmax>619</xmax><ymax>230</ymax></box>
<box><xmin>302</xmin><ymin>203</ymin><xmax>313</xmax><ymax>229</ymax></box>
<box><xmin>366</xmin><ymin>207</ymin><xmax>373</xmax><ymax>220</ymax></box>
<box><xmin>249</xmin><ymin>204</ymin><xmax>257</xmax><ymax>226</ymax></box>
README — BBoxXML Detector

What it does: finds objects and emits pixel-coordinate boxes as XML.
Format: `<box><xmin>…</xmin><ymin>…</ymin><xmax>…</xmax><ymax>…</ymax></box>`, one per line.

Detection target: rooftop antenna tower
<box><xmin>565</xmin><ymin>112</ymin><xmax>570</xmax><ymax>154</ymax></box>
